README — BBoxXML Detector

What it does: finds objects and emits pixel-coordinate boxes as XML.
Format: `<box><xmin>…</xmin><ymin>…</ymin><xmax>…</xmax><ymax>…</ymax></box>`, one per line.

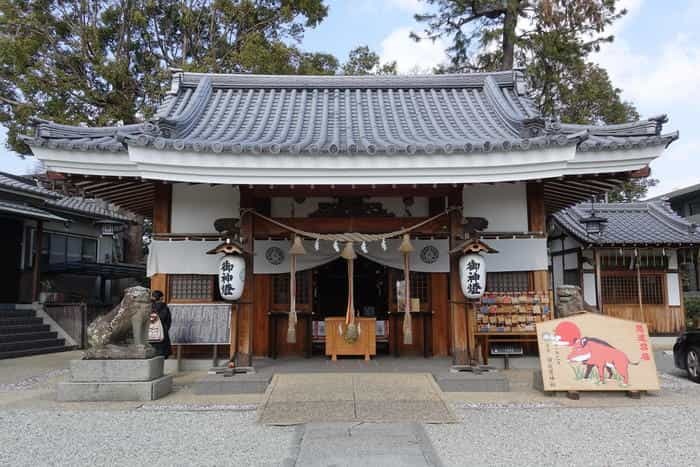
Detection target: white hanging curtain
<box><xmin>253</xmin><ymin>238</ymin><xmax>450</xmax><ymax>274</ymax></box>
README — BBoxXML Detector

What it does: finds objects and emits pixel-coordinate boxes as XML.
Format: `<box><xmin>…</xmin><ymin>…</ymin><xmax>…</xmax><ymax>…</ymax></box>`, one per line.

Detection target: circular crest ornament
<box><xmin>420</xmin><ymin>245</ymin><xmax>440</xmax><ymax>264</ymax></box>
<box><xmin>265</xmin><ymin>246</ymin><xmax>285</xmax><ymax>265</ymax></box>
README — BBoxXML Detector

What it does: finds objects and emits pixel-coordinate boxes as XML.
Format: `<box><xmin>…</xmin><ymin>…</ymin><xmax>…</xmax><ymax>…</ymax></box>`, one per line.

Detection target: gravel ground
<box><xmin>0</xmin><ymin>369</ymin><xmax>69</xmax><ymax>392</ymax></box>
<box><xmin>426</xmin><ymin>403</ymin><xmax>700</xmax><ymax>467</ymax></box>
<box><xmin>0</xmin><ymin>408</ymin><xmax>295</xmax><ymax>467</ymax></box>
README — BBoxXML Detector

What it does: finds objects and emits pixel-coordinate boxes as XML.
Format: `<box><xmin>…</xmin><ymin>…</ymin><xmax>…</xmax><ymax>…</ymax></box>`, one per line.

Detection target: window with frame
<box><xmin>390</xmin><ymin>271</ymin><xmax>430</xmax><ymax>309</ymax></box>
<box><xmin>600</xmin><ymin>252</ymin><xmax>667</xmax><ymax>270</ymax></box>
<box><xmin>272</xmin><ymin>272</ymin><xmax>311</xmax><ymax>308</ymax></box>
<box><xmin>486</xmin><ymin>271</ymin><xmax>530</xmax><ymax>292</ymax></box>
<box><xmin>168</xmin><ymin>275</ymin><xmax>215</xmax><ymax>302</ymax></box>
<box><xmin>29</xmin><ymin>230</ymin><xmax>99</xmax><ymax>267</ymax></box>
<box><xmin>600</xmin><ymin>272</ymin><xmax>665</xmax><ymax>305</ymax></box>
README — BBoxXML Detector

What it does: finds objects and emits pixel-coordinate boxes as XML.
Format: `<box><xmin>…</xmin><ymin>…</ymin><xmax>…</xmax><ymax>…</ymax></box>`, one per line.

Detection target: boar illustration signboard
<box><xmin>536</xmin><ymin>313</ymin><xmax>659</xmax><ymax>392</ymax></box>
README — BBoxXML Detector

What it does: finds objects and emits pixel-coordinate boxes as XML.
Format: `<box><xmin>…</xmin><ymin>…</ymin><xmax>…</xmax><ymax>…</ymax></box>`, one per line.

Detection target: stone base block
<box><xmin>70</xmin><ymin>357</ymin><xmax>164</xmax><ymax>382</ymax></box>
<box><xmin>434</xmin><ymin>372</ymin><xmax>509</xmax><ymax>392</ymax></box>
<box><xmin>57</xmin><ymin>375</ymin><xmax>173</xmax><ymax>401</ymax></box>
<box><xmin>193</xmin><ymin>373</ymin><xmax>271</xmax><ymax>395</ymax></box>
<box><xmin>83</xmin><ymin>344</ymin><xmax>157</xmax><ymax>360</ymax></box>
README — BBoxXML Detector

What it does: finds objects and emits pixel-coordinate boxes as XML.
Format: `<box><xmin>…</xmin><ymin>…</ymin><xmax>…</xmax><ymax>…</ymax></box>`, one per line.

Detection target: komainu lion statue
<box><xmin>84</xmin><ymin>286</ymin><xmax>155</xmax><ymax>359</ymax></box>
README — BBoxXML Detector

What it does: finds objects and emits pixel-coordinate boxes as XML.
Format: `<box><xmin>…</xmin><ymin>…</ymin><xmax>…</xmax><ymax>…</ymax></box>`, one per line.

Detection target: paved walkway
<box><xmin>293</xmin><ymin>422</ymin><xmax>442</xmax><ymax>467</ymax></box>
<box><xmin>258</xmin><ymin>373</ymin><xmax>456</xmax><ymax>425</ymax></box>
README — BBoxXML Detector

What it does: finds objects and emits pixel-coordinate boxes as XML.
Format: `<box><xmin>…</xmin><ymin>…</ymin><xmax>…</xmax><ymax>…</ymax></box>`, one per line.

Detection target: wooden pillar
<box><xmin>527</xmin><ymin>181</ymin><xmax>550</xmax><ymax>294</ymax></box>
<box><xmin>236</xmin><ymin>187</ymin><xmax>255</xmax><ymax>366</ymax></box>
<box><xmin>448</xmin><ymin>191</ymin><xmax>468</xmax><ymax>365</ymax></box>
<box><xmin>594</xmin><ymin>248</ymin><xmax>603</xmax><ymax>313</ymax></box>
<box><xmin>150</xmin><ymin>183</ymin><xmax>172</xmax><ymax>295</ymax></box>
<box><xmin>31</xmin><ymin>220</ymin><xmax>43</xmax><ymax>302</ymax></box>
<box><xmin>526</xmin><ymin>181</ymin><xmax>545</xmax><ymax>234</ymax></box>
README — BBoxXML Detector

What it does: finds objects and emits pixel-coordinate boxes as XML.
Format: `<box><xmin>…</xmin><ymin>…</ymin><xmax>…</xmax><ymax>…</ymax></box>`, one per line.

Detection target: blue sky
<box><xmin>2</xmin><ymin>0</ymin><xmax>698</xmax><ymax>198</ymax></box>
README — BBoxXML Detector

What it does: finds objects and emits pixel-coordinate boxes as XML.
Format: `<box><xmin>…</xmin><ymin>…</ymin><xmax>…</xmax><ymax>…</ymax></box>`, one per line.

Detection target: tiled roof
<box><xmin>0</xmin><ymin>172</ymin><xmax>60</xmax><ymax>198</ymax></box>
<box><xmin>21</xmin><ymin>71</ymin><xmax>677</xmax><ymax>156</ymax></box>
<box><xmin>553</xmin><ymin>201</ymin><xmax>700</xmax><ymax>246</ymax></box>
<box><xmin>47</xmin><ymin>196</ymin><xmax>134</xmax><ymax>223</ymax></box>
<box><xmin>0</xmin><ymin>200</ymin><xmax>68</xmax><ymax>222</ymax></box>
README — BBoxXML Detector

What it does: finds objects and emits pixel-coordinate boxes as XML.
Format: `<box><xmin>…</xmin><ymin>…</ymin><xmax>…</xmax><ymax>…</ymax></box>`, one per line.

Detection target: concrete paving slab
<box><xmin>259</xmin><ymin>401</ymin><xmax>356</xmax><ymax>425</ymax></box>
<box><xmin>258</xmin><ymin>373</ymin><xmax>456</xmax><ymax>425</ymax></box>
<box><xmin>294</xmin><ymin>423</ymin><xmax>442</xmax><ymax>467</ymax></box>
<box><xmin>353</xmin><ymin>374</ymin><xmax>442</xmax><ymax>401</ymax></box>
<box><xmin>357</xmin><ymin>400</ymin><xmax>456</xmax><ymax>423</ymax></box>
<box><xmin>268</xmin><ymin>374</ymin><xmax>354</xmax><ymax>402</ymax></box>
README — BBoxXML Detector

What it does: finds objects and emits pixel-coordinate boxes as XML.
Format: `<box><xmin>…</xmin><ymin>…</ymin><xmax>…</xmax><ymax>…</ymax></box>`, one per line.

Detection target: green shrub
<box><xmin>685</xmin><ymin>296</ymin><xmax>700</xmax><ymax>328</ymax></box>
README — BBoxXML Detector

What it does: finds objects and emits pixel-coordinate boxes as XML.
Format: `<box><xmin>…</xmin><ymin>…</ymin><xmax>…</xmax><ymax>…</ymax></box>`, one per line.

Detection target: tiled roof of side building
<box><xmin>21</xmin><ymin>70</ymin><xmax>677</xmax><ymax>156</ymax></box>
<box><xmin>553</xmin><ymin>201</ymin><xmax>700</xmax><ymax>246</ymax></box>
<box><xmin>0</xmin><ymin>171</ymin><xmax>61</xmax><ymax>199</ymax></box>
<box><xmin>46</xmin><ymin>196</ymin><xmax>135</xmax><ymax>223</ymax></box>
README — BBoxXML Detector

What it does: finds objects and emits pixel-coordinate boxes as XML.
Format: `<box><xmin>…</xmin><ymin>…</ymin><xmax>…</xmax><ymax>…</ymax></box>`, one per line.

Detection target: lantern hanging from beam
<box><xmin>207</xmin><ymin>239</ymin><xmax>246</xmax><ymax>301</ymax></box>
<box><xmin>451</xmin><ymin>238</ymin><xmax>498</xmax><ymax>300</ymax></box>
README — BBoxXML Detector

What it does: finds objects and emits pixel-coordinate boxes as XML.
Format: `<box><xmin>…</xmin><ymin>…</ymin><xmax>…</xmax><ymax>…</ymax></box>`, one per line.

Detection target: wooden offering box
<box><xmin>325</xmin><ymin>317</ymin><xmax>376</xmax><ymax>361</ymax></box>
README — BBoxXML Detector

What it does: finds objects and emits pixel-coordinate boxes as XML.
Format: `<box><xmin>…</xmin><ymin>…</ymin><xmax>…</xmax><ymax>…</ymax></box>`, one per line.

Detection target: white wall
<box><xmin>463</xmin><ymin>183</ymin><xmax>528</xmax><ymax>232</ymax></box>
<box><xmin>171</xmin><ymin>184</ymin><xmax>240</xmax><ymax>233</ymax></box>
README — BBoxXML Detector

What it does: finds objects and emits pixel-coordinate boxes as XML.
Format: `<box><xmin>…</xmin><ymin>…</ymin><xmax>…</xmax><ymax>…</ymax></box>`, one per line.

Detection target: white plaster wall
<box><xmin>668</xmin><ymin>250</ymin><xmax>678</xmax><ymax>269</ymax></box>
<box><xmin>462</xmin><ymin>183</ymin><xmax>528</xmax><ymax>232</ymax></box>
<box><xmin>562</xmin><ymin>252</ymin><xmax>579</xmax><ymax>270</ymax></box>
<box><xmin>667</xmin><ymin>273</ymin><xmax>681</xmax><ymax>306</ymax></box>
<box><xmin>583</xmin><ymin>273</ymin><xmax>597</xmax><ymax>306</ymax></box>
<box><xmin>171</xmin><ymin>184</ymin><xmax>240</xmax><ymax>233</ymax></box>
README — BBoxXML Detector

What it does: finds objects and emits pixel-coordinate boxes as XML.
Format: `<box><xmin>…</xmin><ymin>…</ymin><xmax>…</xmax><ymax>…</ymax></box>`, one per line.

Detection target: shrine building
<box><xmin>21</xmin><ymin>70</ymin><xmax>677</xmax><ymax>365</ymax></box>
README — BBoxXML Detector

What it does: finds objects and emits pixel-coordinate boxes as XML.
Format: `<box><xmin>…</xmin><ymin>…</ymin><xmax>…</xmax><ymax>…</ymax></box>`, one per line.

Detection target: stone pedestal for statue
<box><xmin>57</xmin><ymin>286</ymin><xmax>173</xmax><ymax>402</ymax></box>
<box><xmin>57</xmin><ymin>356</ymin><xmax>172</xmax><ymax>401</ymax></box>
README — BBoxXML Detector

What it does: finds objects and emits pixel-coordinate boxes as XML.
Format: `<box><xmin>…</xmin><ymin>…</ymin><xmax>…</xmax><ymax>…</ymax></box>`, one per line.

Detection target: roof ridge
<box><xmin>177</xmin><ymin>70</ymin><xmax>519</xmax><ymax>90</ymax></box>
<box><xmin>647</xmin><ymin>200</ymin><xmax>698</xmax><ymax>235</ymax></box>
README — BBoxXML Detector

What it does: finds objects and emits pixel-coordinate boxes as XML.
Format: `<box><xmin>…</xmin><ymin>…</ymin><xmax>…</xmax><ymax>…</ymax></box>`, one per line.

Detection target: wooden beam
<box><xmin>253</xmin><ymin>216</ymin><xmax>450</xmax><ymax>237</ymax></box>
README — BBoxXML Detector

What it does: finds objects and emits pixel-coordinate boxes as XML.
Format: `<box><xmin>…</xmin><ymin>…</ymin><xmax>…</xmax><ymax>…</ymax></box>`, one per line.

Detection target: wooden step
<box><xmin>0</xmin><ymin>337</ymin><xmax>66</xmax><ymax>353</ymax></box>
<box><xmin>0</xmin><ymin>331</ymin><xmax>58</xmax><ymax>344</ymax></box>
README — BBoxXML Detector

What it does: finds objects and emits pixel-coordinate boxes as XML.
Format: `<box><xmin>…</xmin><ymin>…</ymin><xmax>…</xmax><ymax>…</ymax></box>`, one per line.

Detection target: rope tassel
<box><xmin>400</xmin><ymin>234</ymin><xmax>414</xmax><ymax>345</ymax></box>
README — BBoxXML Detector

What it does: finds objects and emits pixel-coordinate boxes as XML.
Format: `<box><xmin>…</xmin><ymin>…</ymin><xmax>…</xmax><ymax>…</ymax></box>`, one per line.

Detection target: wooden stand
<box><xmin>325</xmin><ymin>317</ymin><xmax>376</xmax><ymax>361</ymax></box>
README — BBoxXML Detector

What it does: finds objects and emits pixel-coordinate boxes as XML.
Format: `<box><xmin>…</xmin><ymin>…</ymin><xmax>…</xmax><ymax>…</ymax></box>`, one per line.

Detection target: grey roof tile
<box><xmin>21</xmin><ymin>71</ymin><xmax>677</xmax><ymax>156</ymax></box>
<box><xmin>0</xmin><ymin>201</ymin><xmax>68</xmax><ymax>222</ymax></box>
<box><xmin>0</xmin><ymin>172</ymin><xmax>60</xmax><ymax>198</ymax></box>
<box><xmin>553</xmin><ymin>201</ymin><xmax>700</xmax><ymax>245</ymax></box>
<box><xmin>46</xmin><ymin>196</ymin><xmax>134</xmax><ymax>223</ymax></box>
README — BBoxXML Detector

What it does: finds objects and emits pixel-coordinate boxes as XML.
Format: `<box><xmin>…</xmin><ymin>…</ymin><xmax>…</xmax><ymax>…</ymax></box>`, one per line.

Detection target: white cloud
<box><xmin>380</xmin><ymin>27</ymin><xmax>448</xmax><ymax>74</ymax></box>
<box><xmin>596</xmin><ymin>33</ymin><xmax>700</xmax><ymax>111</ymax></box>
<box><xmin>384</xmin><ymin>0</ymin><xmax>424</xmax><ymax>13</ymax></box>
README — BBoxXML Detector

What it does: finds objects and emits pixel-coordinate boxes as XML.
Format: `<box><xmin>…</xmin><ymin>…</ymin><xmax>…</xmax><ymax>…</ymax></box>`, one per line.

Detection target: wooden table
<box><xmin>475</xmin><ymin>332</ymin><xmax>538</xmax><ymax>364</ymax></box>
<box><xmin>268</xmin><ymin>311</ymin><xmax>313</xmax><ymax>359</ymax></box>
<box><xmin>388</xmin><ymin>311</ymin><xmax>433</xmax><ymax>358</ymax></box>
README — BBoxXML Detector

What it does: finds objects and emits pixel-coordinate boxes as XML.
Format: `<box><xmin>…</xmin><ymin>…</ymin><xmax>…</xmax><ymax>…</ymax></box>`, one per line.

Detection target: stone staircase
<box><xmin>0</xmin><ymin>304</ymin><xmax>71</xmax><ymax>359</ymax></box>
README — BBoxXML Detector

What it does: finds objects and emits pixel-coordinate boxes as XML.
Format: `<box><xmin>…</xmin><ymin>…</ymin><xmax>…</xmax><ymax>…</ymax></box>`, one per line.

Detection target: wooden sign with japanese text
<box><xmin>536</xmin><ymin>313</ymin><xmax>659</xmax><ymax>392</ymax></box>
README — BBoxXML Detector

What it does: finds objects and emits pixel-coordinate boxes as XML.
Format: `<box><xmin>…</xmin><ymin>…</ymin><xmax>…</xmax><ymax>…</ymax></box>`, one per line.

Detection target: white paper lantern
<box><xmin>459</xmin><ymin>253</ymin><xmax>486</xmax><ymax>299</ymax></box>
<box><xmin>218</xmin><ymin>254</ymin><xmax>246</xmax><ymax>301</ymax></box>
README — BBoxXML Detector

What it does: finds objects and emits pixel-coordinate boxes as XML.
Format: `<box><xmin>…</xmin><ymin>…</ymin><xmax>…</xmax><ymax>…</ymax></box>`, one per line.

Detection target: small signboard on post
<box><xmin>536</xmin><ymin>313</ymin><xmax>659</xmax><ymax>393</ymax></box>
